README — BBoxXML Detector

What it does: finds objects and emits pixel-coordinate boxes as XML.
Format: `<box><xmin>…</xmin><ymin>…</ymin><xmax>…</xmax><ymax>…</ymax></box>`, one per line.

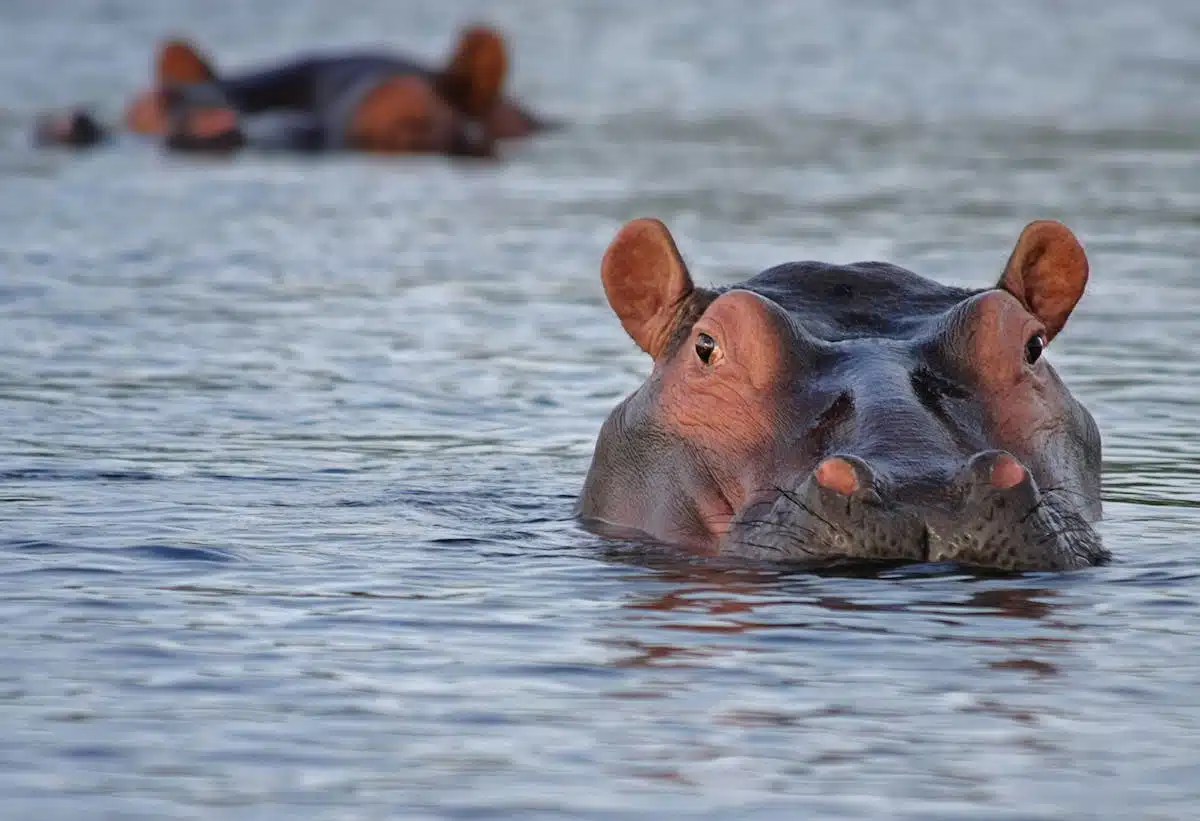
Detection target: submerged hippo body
<box><xmin>579</xmin><ymin>219</ymin><xmax>1106</xmax><ymax>571</ymax></box>
<box><xmin>120</xmin><ymin>26</ymin><xmax>549</xmax><ymax>155</ymax></box>
<box><xmin>37</xmin><ymin>25</ymin><xmax>551</xmax><ymax>157</ymax></box>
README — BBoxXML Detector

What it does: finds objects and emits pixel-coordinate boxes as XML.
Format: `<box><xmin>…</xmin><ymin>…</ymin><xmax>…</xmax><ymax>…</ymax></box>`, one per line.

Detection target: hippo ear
<box><xmin>601</xmin><ymin>219</ymin><xmax>696</xmax><ymax>358</ymax></box>
<box><xmin>996</xmin><ymin>220</ymin><xmax>1089</xmax><ymax>342</ymax></box>
<box><xmin>157</xmin><ymin>38</ymin><xmax>218</xmax><ymax>85</ymax></box>
<box><xmin>437</xmin><ymin>25</ymin><xmax>508</xmax><ymax>119</ymax></box>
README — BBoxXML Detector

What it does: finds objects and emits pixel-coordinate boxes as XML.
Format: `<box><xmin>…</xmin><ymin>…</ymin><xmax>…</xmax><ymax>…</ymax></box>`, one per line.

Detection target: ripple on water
<box><xmin>1</xmin><ymin>0</ymin><xmax>1200</xmax><ymax>819</ymax></box>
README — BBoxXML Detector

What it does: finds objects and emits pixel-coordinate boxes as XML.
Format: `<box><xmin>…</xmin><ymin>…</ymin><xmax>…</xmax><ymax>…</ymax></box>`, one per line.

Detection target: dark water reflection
<box><xmin>3</xmin><ymin>0</ymin><xmax>1200</xmax><ymax>818</ymax></box>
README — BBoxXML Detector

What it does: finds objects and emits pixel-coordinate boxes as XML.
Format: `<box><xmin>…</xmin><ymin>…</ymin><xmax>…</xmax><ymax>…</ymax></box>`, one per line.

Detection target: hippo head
<box><xmin>33</xmin><ymin>108</ymin><xmax>107</xmax><ymax>148</ymax></box>
<box><xmin>579</xmin><ymin>219</ymin><xmax>1106</xmax><ymax>571</ymax></box>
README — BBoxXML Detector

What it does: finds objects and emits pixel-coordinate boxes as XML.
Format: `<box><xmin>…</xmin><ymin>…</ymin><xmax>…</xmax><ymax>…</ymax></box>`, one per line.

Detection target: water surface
<box><xmin>2</xmin><ymin>1</ymin><xmax>1199</xmax><ymax>818</ymax></box>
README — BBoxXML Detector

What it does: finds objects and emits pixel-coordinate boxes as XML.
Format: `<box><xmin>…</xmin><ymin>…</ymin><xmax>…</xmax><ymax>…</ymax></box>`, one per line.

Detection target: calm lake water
<box><xmin>2</xmin><ymin>1</ymin><xmax>1199</xmax><ymax>818</ymax></box>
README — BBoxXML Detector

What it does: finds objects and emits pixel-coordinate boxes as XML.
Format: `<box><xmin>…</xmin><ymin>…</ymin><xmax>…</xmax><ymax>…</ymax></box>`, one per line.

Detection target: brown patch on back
<box><xmin>997</xmin><ymin>220</ymin><xmax>1088</xmax><ymax>342</ymax></box>
<box><xmin>436</xmin><ymin>25</ymin><xmax>508</xmax><ymax>119</ymax></box>
<box><xmin>157</xmin><ymin>38</ymin><xmax>217</xmax><ymax>85</ymax></box>
<box><xmin>346</xmin><ymin>76</ymin><xmax>456</xmax><ymax>154</ymax></box>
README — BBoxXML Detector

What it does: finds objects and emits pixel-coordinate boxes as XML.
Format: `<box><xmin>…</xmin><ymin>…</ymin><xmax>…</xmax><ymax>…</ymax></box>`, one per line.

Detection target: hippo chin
<box><xmin>578</xmin><ymin>218</ymin><xmax>1107</xmax><ymax>572</ymax></box>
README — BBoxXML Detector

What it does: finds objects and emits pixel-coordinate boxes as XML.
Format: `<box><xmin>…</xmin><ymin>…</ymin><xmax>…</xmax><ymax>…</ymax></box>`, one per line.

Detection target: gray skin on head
<box><xmin>579</xmin><ymin>219</ymin><xmax>1105</xmax><ymax>572</ymax></box>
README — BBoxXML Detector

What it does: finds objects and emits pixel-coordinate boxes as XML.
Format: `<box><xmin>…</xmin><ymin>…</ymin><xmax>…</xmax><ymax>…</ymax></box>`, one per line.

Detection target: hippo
<box><xmin>578</xmin><ymin>219</ymin><xmax>1107</xmax><ymax>572</ymax></box>
<box><xmin>154</xmin><ymin>67</ymin><xmax>494</xmax><ymax>157</ymax></box>
<box><xmin>120</xmin><ymin>25</ymin><xmax>550</xmax><ymax>152</ymax></box>
<box><xmin>36</xmin><ymin>24</ymin><xmax>550</xmax><ymax>157</ymax></box>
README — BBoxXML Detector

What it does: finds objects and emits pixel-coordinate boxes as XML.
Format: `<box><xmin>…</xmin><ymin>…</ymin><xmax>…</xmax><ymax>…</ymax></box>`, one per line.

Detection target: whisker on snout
<box><xmin>774</xmin><ymin>485</ymin><xmax>852</xmax><ymax>538</ymax></box>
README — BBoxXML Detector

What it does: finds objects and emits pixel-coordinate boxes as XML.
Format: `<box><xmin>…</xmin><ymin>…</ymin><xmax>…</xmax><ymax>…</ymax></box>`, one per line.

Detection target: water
<box><xmin>2</xmin><ymin>0</ymin><xmax>1199</xmax><ymax>818</ymax></box>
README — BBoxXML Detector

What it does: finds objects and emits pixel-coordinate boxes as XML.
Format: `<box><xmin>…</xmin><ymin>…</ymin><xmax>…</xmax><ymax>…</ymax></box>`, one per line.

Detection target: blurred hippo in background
<box><xmin>579</xmin><ymin>218</ymin><xmax>1106</xmax><ymax>572</ymax></box>
<box><xmin>36</xmin><ymin>24</ymin><xmax>553</xmax><ymax>157</ymax></box>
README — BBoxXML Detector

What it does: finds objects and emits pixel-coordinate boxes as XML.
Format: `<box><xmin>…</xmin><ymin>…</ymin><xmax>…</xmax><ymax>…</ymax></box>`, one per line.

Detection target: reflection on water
<box><xmin>1</xmin><ymin>0</ymin><xmax>1200</xmax><ymax>818</ymax></box>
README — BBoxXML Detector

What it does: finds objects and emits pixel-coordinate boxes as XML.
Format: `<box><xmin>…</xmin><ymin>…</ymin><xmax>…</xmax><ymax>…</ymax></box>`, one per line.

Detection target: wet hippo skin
<box><xmin>579</xmin><ymin>219</ymin><xmax>1107</xmax><ymax>572</ymax></box>
<box><xmin>122</xmin><ymin>26</ymin><xmax>549</xmax><ymax>155</ymax></box>
<box><xmin>35</xmin><ymin>25</ymin><xmax>550</xmax><ymax>157</ymax></box>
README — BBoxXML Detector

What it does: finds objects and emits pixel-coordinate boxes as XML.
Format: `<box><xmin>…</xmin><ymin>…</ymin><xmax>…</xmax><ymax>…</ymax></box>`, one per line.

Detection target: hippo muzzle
<box><xmin>729</xmin><ymin>450</ymin><xmax>1103</xmax><ymax>571</ymax></box>
<box><xmin>580</xmin><ymin>218</ymin><xmax>1107</xmax><ymax>572</ymax></box>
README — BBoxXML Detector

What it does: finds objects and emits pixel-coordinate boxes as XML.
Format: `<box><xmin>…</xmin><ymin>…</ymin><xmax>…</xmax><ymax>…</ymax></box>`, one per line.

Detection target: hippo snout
<box><xmin>728</xmin><ymin>451</ymin><xmax>1106</xmax><ymax>571</ymax></box>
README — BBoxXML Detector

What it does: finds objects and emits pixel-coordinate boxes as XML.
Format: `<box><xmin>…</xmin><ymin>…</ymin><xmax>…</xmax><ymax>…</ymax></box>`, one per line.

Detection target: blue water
<box><xmin>2</xmin><ymin>1</ymin><xmax>1200</xmax><ymax>818</ymax></box>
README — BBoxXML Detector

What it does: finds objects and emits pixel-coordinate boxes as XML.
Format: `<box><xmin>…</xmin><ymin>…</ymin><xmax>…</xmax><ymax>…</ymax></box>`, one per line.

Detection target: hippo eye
<box><xmin>1024</xmin><ymin>332</ymin><xmax>1046</xmax><ymax>365</ymax></box>
<box><xmin>695</xmin><ymin>333</ymin><xmax>717</xmax><ymax>365</ymax></box>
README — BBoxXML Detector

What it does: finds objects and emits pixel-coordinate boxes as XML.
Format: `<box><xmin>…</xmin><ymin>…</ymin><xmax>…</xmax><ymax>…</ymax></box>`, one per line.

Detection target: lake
<box><xmin>2</xmin><ymin>0</ymin><xmax>1199</xmax><ymax>818</ymax></box>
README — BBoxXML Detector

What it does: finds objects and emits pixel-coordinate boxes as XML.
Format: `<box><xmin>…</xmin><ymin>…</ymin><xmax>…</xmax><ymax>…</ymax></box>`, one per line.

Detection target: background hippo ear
<box><xmin>996</xmin><ymin>220</ymin><xmax>1089</xmax><ymax>342</ymax></box>
<box><xmin>437</xmin><ymin>25</ymin><xmax>509</xmax><ymax>120</ymax></box>
<box><xmin>601</xmin><ymin>218</ymin><xmax>696</xmax><ymax>358</ymax></box>
<box><xmin>157</xmin><ymin>38</ymin><xmax>218</xmax><ymax>85</ymax></box>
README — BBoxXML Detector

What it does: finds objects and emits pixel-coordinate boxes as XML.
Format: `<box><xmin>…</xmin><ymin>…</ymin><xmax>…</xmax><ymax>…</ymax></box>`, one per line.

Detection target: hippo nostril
<box><xmin>965</xmin><ymin>450</ymin><xmax>1030</xmax><ymax>493</ymax></box>
<box><xmin>989</xmin><ymin>453</ymin><xmax>1027</xmax><ymax>490</ymax></box>
<box><xmin>814</xmin><ymin>457</ymin><xmax>859</xmax><ymax>495</ymax></box>
<box><xmin>813</xmin><ymin>455</ymin><xmax>877</xmax><ymax>497</ymax></box>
